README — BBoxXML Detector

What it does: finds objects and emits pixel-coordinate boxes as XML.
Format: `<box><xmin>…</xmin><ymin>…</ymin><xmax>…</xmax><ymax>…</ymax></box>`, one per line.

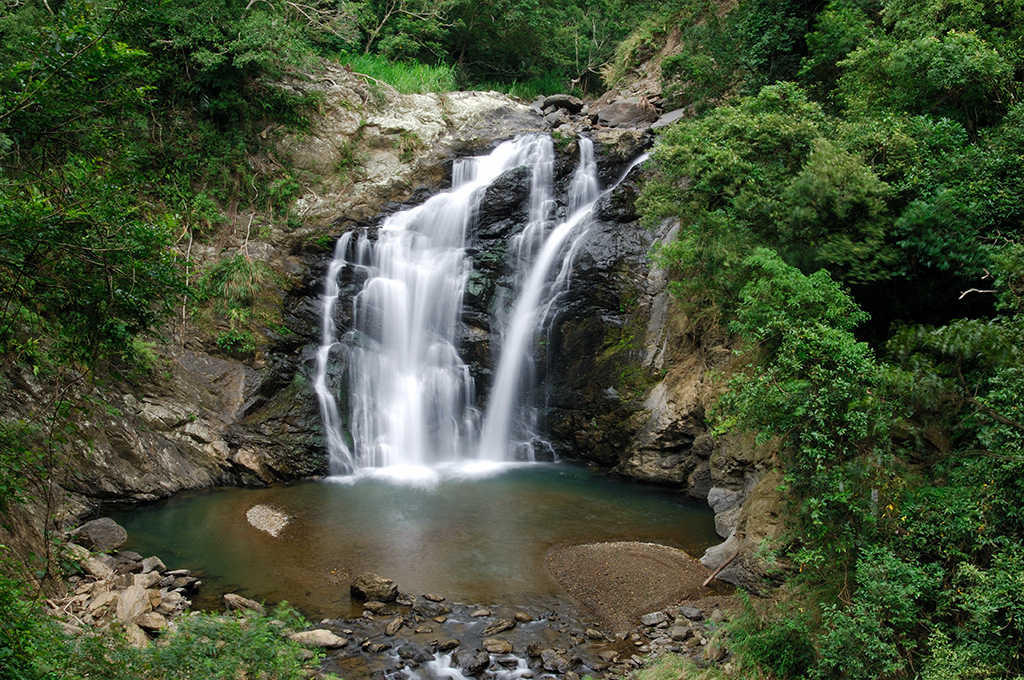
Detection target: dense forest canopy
<box><xmin>2</xmin><ymin>0</ymin><xmax>1024</xmax><ymax>678</ymax></box>
<box><xmin>636</xmin><ymin>0</ymin><xmax>1024</xmax><ymax>676</ymax></box>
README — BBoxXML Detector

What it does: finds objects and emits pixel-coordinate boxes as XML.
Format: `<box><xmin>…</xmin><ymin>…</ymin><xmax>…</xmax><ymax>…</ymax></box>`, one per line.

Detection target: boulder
<box><xmin>72</xmin><ymin>518</ymin><xmax>128</xmax><ymax>552</ymax></box>
<box><xmin>124</xmin><ymin>622</ymin><xmax>150</xmax><ymax>648</ymax></box>
<box><xmin>116</xmin><ymin>585</ymin><xmax>151</xmax><ymax>623</ymax></box>
<box><xmin>81</xmin><ymin>556</ymin><xmax>113</xmax><ymax>580</ymax></box>
<box><xmin>224</xmin><ymin>593</ymin><xmax>265</xmax><ymax>614</ymax></box>
<box><xmin>640</xmin><ymin>611</ymin><xmax>667</xmax><ymax>626</ymax></box>
<box><xmin>597</xmin><ymin>98</ymin><xmax>658</xmax><ymax>127</ymax></box>
<box><xmin>140</xmin><ymin>556</ymin><xmax>166</xmax><ymax>574</ymax></box>
<box><xmin>679</xmin><ymin>606</ymin><xmax>703</xmax><ymax>621</ymax></box>
<box><xmin>133</xmin><ymin>572</ymin><xmax>161</xmax><ymax>589</ymax></box>
<box><xmin>135</xmin><ymin>611</ymin><xmax>168</xmax><ymax>631</ymax></box>
<box><xmin>437</xmin><ymin>638</ymin><xmax>460</xmax><ymax>652</ymax></box>
<box><xmin>651</xmin><ymin>108</ymin><xmax>687</xmax><ymax>130</ymax></box>
<box><xmin>290</xmin><ymin>629</ymin><xmax>349</xmax><ymax>648</ymax></box>
<box><xmin>543</xmin><ymin>94</ymin><xmax>584</xmax><ymax>114</ymax></box>
<box><xmin>350</xmin><ymin>573</ymin><xmax>398</xmax><ymax>602</ymax></box>
<box><xmin>668</xmin><ymin>625</ymin><xmax>692</xmax><ymax>641</ymax></box>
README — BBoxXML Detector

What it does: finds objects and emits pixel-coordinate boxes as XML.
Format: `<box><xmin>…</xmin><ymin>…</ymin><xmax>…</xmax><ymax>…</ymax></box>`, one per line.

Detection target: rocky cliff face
<box><xmin>2</xmin><ymin>64</ymin><xmax>782</xmax><ymax>590</ymax></box>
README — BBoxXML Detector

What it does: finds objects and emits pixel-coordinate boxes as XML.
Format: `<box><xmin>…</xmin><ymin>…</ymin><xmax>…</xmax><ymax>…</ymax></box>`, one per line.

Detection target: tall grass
<box><xmin>468</xmin><ymin>73</ymin><xmax>573</xmax><ymax>101</ymax></box>
<box><xmin>340</xmin><ymin>54</ymin><xmax>457</xmax><ymax>94</ymax></box>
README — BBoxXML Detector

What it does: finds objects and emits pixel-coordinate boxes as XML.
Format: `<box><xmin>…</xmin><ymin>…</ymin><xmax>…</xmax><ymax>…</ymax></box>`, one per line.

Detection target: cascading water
<box><xmin>477</xmin><ymin>138</ymin><xmax>600</xmax><ymax>460</ymax></box>
<box><xmin>314</xmin><ymin>133</ymin><xmax>645</xmax><ymax>473</ymax></box>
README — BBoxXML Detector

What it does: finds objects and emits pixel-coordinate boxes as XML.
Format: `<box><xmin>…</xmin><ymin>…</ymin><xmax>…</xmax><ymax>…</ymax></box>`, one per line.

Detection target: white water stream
<box><xmin>313</xmin><ymin>134</ymin><xmax>645</xmax><ymax>474</ymax></box>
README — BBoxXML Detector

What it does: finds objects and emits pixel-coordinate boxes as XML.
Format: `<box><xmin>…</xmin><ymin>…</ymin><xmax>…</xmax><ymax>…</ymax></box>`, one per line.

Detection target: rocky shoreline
<box><xmin>52</xmin><ymin>517</ymin><xmax>739</xmax><ymax>679</ymax></box>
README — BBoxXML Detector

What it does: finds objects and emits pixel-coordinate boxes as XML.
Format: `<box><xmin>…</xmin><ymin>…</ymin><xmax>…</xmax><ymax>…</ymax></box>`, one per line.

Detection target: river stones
<box><xmin>641</xmin><ymin>611</ymin><xmax>668</xmax><ymax>626</ymax></box>
<box><xmin>397</xmin><ymin>643</ymin><xmax>433</xmax><ymax>663</ymax></box>
<box><xmin>483</xmin><ymin>638</ymin><xmax>514</xmax><ymax>654</ymax></box>
<box><xmin>541</xmin><ymin>649</ymin><xmax>573</xmax><ymax>673</ymax></box>
<box><xmin>385</xmin><ymin>616</ymin><xmax>404</xmax><ymax>636</ymax></box>
<box><xmin>351</xmin><ymin>573</ymin><xmax>398</xmax><ymax>602</ymax></box>
<box><xmin>72</xmin><ymin>518</ymin><xmax>128</xmax><ymax>552</ymax></box>
<box><xmin>679</xmin><ymin>606</ymin><xmax>704</xmax><ymax>621</ymax></box>
<box><xmin>437</xmin><ymin>638</ymin><xmax>460</xmax><ymax>652</ymax></box>
<box><xmin>135</xmin><ymin>611</ymin><xmax>168</xmax><ymax>631</ymax></box>
<box><xmin>482</xmin><ymin>618</ymin><xmax>516</xmax><ymax>636</ymax></box>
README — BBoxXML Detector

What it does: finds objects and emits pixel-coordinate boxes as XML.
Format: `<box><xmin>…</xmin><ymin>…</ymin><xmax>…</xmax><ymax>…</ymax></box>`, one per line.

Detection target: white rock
<box><xmin>289</xmin><ymin>629</ymin><xmax>349</xmax><ymax>648</ymax></box>
<box><xmin>245</xmin><ymin>505</ymin><xmax>291</xmax><ymax>537</ymax></box>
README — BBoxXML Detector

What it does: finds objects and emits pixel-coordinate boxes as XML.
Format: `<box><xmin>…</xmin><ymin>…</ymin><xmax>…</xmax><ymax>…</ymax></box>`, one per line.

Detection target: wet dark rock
<box><xmin>351</xmin><ymin>573</ymin><xmax>399</xmax><ymax>602</ymax></box>
<box><xmin>398</xmin><ymin>643</ymin><xmax>433</xmax><ymax>663</ymax></box>
<box><xmin>363</xmin><ymin>600</ymin><xmax>387</xmax><ymax>613</ymax></box>
<box><xmin>526</xmin><ymin>642</ymin><xmax>543</xmax><ymax>657</ymax></box>
<box><xmin>415</xmin><ymin>601</ymin><xmax>453</xmax><ymax>618</ymax></box>
<box><xmin>453</xmin><ymin>648</ymin><xmax>490</xmax><ymax>676</ymax></box>
<box><xmin>71</xmin><ymin>518</ymin><xmax>128</xmax><ymax>552</ymax></box>
<box><xmin>363</xmin><ymin>641</ymin><xmax>392</xmax><ymax>654</ymax></box>
<box><xmin>395</xmin><ymin>593</ymin><xmax>417</xmax><ymax>607</ymax></box>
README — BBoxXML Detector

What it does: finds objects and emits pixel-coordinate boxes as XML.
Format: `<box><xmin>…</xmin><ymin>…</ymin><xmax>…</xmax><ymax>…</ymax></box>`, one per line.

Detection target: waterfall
<box><xmin>478</xmin><ymin>138</ymin><xmax>600</xmax><ymax>460</ymax></box>
<box><xmin>313</xmin><ymin>232</ymin><xmax>355</xmax><ymax>474</ymax></box>
<box><xmin>315</xmin><ymin>134</ymin><xmax>644</xmax><ymax>472</ymax></box>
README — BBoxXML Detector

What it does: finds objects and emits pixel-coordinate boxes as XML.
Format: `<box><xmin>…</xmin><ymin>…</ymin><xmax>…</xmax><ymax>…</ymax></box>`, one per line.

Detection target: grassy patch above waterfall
<box><xmin>341</xmin><ymin>54</ymin><xmax>458</xmax><ymax>94</ymax></box>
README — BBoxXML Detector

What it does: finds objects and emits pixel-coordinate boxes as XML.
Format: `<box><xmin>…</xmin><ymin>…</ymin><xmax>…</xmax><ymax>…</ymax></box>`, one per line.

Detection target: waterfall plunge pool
<box><xmin>104</xmin><ymin>463</ymin><xmax>719</xmax><ymax>619</ymax></box>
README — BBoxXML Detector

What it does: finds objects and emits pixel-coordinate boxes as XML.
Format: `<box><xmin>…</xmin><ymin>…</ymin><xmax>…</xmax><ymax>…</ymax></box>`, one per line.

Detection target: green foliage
<box><xmin>0</xmin><ymin>560</ymin><xmax>66</xmax><ymax>680</ymax></box>
<box><xmin>193</xmin><ymin>254</ymin><xmax>282</xmax><ymax>357</ymax></box>
<box><xmin>0</xmin><ymin>561</ymin><xmax>327</xmax><ymax>680</ymax></box>
<box><xmin>67</xmin><ymin>606</ymin><xmax>321</xmax><ymax>680</ymax></box>
<box><xmin>718</xmin><ymin>250</ymin><xmax>892</xmax><ymax>570</ymax></box>
<box><xmin>728</xmin><ymin>594</ymin><xmax>816</xmax><ymax>679</ymax></box>
<box><xmin>0</xmin><ymin>421</ymin><xmax>45</xmax><ymax>510</ymax></box>
<box><xmin>642</xmin><ymin>82</ymin><xmax>896</xmax><ymax>316</ymax></box>
<box><xmin>341</xmin><ymin>52</ymin><xmax>458</xmax><ymax>93</ymax></box>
